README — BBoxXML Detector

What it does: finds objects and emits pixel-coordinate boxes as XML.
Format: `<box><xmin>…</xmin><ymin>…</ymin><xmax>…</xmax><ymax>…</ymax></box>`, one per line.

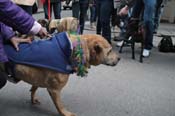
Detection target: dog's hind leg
<box><xmin>30</xmin><ymin>86</ymin><xmax>40</xmax><ymax>104</ymax></box>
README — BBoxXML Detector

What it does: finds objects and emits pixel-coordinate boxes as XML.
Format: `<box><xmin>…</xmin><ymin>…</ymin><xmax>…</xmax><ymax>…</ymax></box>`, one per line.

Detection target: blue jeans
<box><xmin>131</xmin><ymin>0</ymin><xmax>156</xmax><ymax>50</ymax></box>
<box><xmin>43</xmin><ymin>2</ymin><xmax>61</xmax><ymax>19</ymax></box>
<box><xmin>96</xmin><ymin>0</ymin><xmax>113</xmax><ymax>44</ymax></box>
<box><xmin>154</xmin><ymin>0</ymin><xmax>163</xmax><ymax>31</ymax></box>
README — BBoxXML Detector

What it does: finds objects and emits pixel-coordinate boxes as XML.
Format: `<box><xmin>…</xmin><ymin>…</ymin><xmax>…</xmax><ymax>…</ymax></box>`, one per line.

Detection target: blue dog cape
<box><xmin>4</xmin><ymin>32</ymin><xmax>73</xmax><ymax>74</ymax></box>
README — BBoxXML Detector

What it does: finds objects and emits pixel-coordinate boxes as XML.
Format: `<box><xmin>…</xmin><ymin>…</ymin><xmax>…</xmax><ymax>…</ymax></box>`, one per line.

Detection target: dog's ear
<box><xmin>70</xmin><ymin>18</ymin><xmax>79</xmax><ymax>32</ymax></box>
<box><xmin>79</xmin><ymin>38</ymin><xmax>90</xmax><ymax>68</ymax></box>
<box><xmin>57</xmin><ymin>20</ymin><xmax>67</xmax><ymax>32</ymax></box>
<box><xmin>94</xmin><ymin>44</ymin><xmax>102</xmax><ymax>54</ymax></box>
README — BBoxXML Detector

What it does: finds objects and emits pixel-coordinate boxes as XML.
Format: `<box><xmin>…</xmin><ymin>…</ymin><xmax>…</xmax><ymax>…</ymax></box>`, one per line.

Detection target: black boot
<box><xmin>4</xmin><ymin>61</ymin><xmax>20</xmax><ymax>83</ymax></box>
<box><xmin>0</xmin><ymin>71</ymin><xmax>7</xmax><ymax>89</ymax></box>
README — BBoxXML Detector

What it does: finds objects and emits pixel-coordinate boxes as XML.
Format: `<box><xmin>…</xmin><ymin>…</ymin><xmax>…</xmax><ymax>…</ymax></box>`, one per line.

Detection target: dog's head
<box><xmin>56</xmin><ymin>17</ymin><xmax>79</xmax><ymax>33</ymax></box>
<box><xmin>38</xmin><ymin>17</ymin><xmax>79</xmax><ymax>34</ymax></box>
<box><xmin>37</xmin><ymin>19</ymin><xmax>48</xmax><ymax>28</ymax></box>
<box><xmin>80</xmin><ymin>34</ymin><xmax>120</xmax><ymax>66</ymax></box>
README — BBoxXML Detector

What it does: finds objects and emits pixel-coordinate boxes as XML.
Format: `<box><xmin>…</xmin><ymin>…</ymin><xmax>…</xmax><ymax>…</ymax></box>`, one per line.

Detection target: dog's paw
<box><xmin>31</xmin><ymin>98</ymin><xmax>40</xmax><ymax>105</ymax></box>
<box><xmin>64</xmin><ymin>113</ymin><xmax>76</xmax><ymax>116</ymax></box>
<box><xmin>61</xmin><ymin>110</ymin><xmax>76</xmax><ymax>116</ymax></box>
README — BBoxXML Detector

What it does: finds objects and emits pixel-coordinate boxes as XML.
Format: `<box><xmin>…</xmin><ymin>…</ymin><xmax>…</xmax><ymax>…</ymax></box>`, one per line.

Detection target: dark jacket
<box><xmin>79</xmin><ymin>0</ymin><xmax>89</xmax><ymax>4</ymax></box>
<box><xmin>122</xmin><ymin>0</ymin><xmax>136</xmax><ymax>7</ymax></box>
<box><xmin>89</xmin><ymin>0</ymin><xmax>96</xmax><ymax>5</ymax></box>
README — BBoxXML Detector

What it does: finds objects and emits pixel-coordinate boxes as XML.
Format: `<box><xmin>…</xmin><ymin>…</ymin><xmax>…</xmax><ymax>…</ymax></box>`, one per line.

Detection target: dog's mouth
<box><xmin>104</xmin><ymin>57</ymin><xmax>120</xmax><ymax>66</ymax></box>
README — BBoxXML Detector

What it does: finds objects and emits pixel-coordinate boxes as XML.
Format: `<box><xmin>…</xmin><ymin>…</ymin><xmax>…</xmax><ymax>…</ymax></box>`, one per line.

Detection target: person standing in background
<box><xmin>89</xmin><ymin>0</ymin><xmax>96</xmax><ymax>29</ymax></box>
<box><xmin>43</xmin><ymin>0</ymin><xmax>62</xmax><ymax>19</ymax></box>
<box><xmin>72</xmin><ymin>0</ymin><xmax>80</xmax><ymax>19</ymax></box>
<box><xmin>72</xmin><ymin>0</ymin><xmax>89</xmax><ymax>34</ymax></box>
<box><xmin>12</xmin><ymin>0</ymin><xmax>36</xmax><ymax>15</ymax></box>
<box><xmin>96</xmin><ymin>0</ymin><xmax>113</xmax><ymax>44</ymax></box>
<box><xmin>154</xmin><ymin>0</ymin><xmax>167</xmax><ymax>33</ymax></box>
<box><xmin>119</xmin><ymin>0</ymin><xmax>156</xmax><ymax>57</ymax></box>
<box><xmin>79</xmin><ymin>0</ymin><xmax>89</xmax><ymax>34</ymax></box>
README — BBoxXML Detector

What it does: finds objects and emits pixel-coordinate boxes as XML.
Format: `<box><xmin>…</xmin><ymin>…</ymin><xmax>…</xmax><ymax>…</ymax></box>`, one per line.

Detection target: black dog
<box><xmin>119</xmin><ymin>18</ymin><xmax>144</xmax><ymax>63</ymax></box>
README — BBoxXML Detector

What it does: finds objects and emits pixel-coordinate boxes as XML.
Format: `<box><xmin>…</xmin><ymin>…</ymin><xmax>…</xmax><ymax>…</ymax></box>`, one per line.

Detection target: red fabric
<box><xmin>48</xmin><ymin>0</ymin><xmax>51</xmax><ymax>20</ymax></box>
<box><xmin>41</xmin><ymin>0</ymin><xmax>45</xmax><ymax>4</ymax></box>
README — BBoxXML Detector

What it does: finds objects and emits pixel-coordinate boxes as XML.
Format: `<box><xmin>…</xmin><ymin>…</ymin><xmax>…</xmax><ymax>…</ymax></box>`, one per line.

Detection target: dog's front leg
<box><xmin>30</xmin><ymin>86</ymin><xmax>40</xmax><ymax>104</ymax></box>
<box><xmin>47</xmin><ymin>88</ymin><xmax>76</xmax><ymax>116</ymax></box>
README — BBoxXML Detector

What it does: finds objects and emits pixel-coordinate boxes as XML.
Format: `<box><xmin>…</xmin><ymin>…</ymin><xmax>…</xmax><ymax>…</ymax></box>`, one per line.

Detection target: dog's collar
<box><xmin>70</xmin><ymin>34</ymin><xmax>88</xmax><ymax>77</ymax></box>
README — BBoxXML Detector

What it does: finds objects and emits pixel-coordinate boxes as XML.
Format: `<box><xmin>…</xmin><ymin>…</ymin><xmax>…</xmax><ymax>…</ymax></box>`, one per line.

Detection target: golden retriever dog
<box><xmin>38</xmin><ymin>17</ymin><xmax>79</xmax><ymax>34</ymax></box>
<box><xmin>5</xmin><ymin>33</ymin><xmax>120</xmax><ymax>116</ymax></box>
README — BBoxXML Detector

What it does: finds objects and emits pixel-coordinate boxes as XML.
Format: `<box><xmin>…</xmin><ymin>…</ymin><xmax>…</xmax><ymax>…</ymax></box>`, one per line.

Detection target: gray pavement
<box><xmin>0</xmin><ymin>10</ymin><xmax>175</xmax><ymax>116</ymax></box>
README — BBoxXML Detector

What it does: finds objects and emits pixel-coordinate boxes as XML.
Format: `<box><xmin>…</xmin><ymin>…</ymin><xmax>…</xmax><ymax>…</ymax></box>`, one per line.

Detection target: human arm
<box><xmin>118</xmin><ymin>0</ymin><xmax>136</xmax><ymax>16</ymax></box>
<box><xmin>0</xmin><ymin>22</ymin><xmax>31</xmax><ymax>51</ymax></box>
<box><xmin>0</xmin><ymin>0</ymin><xmax>48</xmax><ymax>37</ymax></box>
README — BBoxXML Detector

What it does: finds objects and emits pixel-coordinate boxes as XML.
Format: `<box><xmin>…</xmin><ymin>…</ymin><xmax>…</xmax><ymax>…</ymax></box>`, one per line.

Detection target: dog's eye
<box><xmin>107</xmin><ymin>49</ymin><xmax>112</xmax><ymax>55</ymax></box>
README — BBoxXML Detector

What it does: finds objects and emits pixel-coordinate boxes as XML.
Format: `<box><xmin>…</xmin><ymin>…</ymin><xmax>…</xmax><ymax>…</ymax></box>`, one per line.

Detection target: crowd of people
<box><xmin>0</xmin><ymin>0</ymin><xmax>168</xmax><ymax>89</ymax></box>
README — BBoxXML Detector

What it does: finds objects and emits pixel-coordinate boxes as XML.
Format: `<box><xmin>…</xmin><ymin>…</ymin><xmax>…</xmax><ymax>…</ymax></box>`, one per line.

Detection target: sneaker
<box><xmin>142</xmin><ymin>49</ymin><xmax>150</xmax><ymax>57</ymax></box>
<box><xmin>116</xmin><ymin>40</ymin><xmax>124</xmax><ymax>47</ymax></box>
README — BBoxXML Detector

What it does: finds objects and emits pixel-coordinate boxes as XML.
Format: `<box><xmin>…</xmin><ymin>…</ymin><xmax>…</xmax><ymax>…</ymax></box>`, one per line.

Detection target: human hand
<box><xmin>89</xmin><ymin>4</ymin><xmax>93</xmax><ymax>7</ymax></box>
<box><xmin>118</xmin><ymin>5</ymin><xmax>129</xmax><ymax>16</ymax></box>
<box><xmin>37</xmin><ymin>27</ymin><xmax>51</xmax><ymax>38</ymax></box>
<box><xmin>10</xmin><ymin>36</ymin><xmax>32</xmax><ymax>51</ymax></box>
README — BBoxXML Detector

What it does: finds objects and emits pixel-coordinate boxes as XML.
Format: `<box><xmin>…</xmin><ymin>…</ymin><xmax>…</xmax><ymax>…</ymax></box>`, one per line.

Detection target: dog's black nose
<box><xmin>118</xmin><ymin>57</ymin><xmax>121</xmax><ymax>61</ymax></box>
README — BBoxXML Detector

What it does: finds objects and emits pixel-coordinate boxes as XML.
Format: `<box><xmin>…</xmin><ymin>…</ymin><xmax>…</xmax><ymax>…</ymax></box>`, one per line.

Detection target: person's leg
<box><xmin>0</xmin><ymin>71</ymin><xmax>7</xmax><ymax>89</ymax></box>
<box><xmin>154</xmin><ymin>0</ymin><xmax>163</xmax><ymax>33</ymax></box>
<box><xmin>131</xmin><ymin>0</ymin><xmax>143</xmax><ymax>18</ymax></box>
<box><xmin>90</xmin><ymin>5</ymin><xmax>96</xmax><ymax>28</ymax></box>
<box><xmin>79</xmin><ymin>2</ymin><xmax>89</xmax><ymax>34</ymax></box>
<box><xmin>100</xmin><ymin>0</ymin><xmax>113</xmax><ymax>44</ymax></box>
<box><xmin>53</xmin><ymin>2</ymin><xmax>61</xmax><ymax>19</ymax></box>
<box><xmin>43</xmin><ymin>2</ymin><xmax>48</xmax><ymax>19</ymax></box>
<box><xmin>96</xmin><ymin>1</ymin><xmax>102</xmax><ymax>35</ymax></box>
<box><xmin>90</xmin><ymin>6</ymin><xmax>93</xmax><ymax>24</ymax></box>
<box><xmin>72</xmin><ymin>2</ymin><xmax>80</xmax><ymax>19</ymax></box>
<box><xmin>43</xmin><ymin>2</ymin><xmax>52</xmax><ymax>19</ymax></box>
<box><xmin>90</xmin><ymin>5</ymin><xmax>96</xmax><ymax>22</ymax></box>
<box><xmin>143</xmin><ymin>0</ymin><xmax>156</xmax><ymax>50</ymax></box>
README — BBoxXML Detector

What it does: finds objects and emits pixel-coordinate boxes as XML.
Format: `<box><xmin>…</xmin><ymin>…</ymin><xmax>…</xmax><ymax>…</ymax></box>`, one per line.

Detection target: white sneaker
<box><xmin>142</xmin><ymin>49</ymin><xmax>150</xmax><ymax>57</ymax></box>
<box><xmin>116</xmin><ymin>40</ymin><xmax>124</xmax><ymax>47</ymax></box>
